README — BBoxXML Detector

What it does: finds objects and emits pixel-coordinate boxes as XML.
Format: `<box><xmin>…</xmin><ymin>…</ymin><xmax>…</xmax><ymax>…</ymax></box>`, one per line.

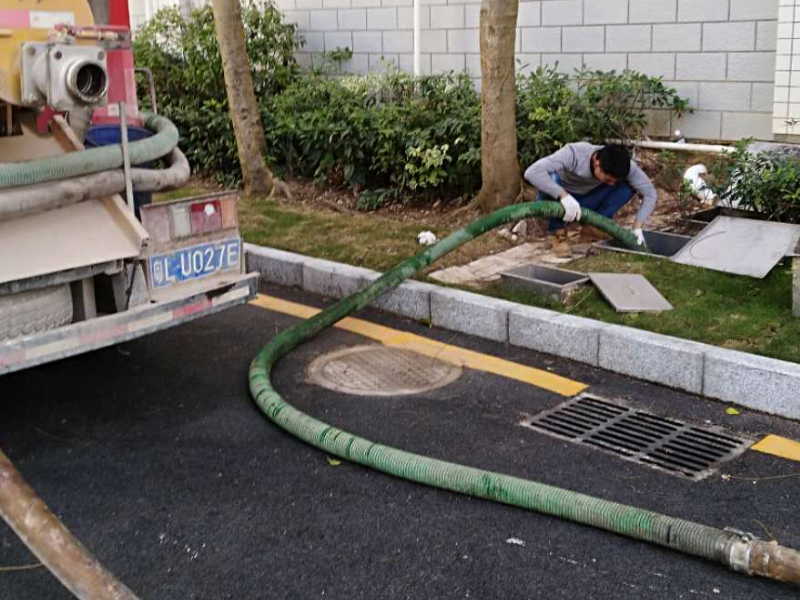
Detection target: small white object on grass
<box><xmin>417</xmin><ymin>231</ymin><xmax>438</xmax><ymax>246</ymax></box>
<box><xmin>505</xmin><ymin>537</ymin><xmax>526</xmax><ymax>546</ymax></box>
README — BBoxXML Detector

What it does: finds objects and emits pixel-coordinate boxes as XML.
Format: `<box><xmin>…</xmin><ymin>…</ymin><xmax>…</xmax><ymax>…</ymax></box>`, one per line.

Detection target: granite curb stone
<box><xmin>509</xmin><ymin>307</ymin><xmax>606</xmax><ymax>366</ymax></box>
<box><xmin>431</xmin><ymin>287</ymin><xmax>514</xmax><ymax>343</ymax></box>
<box><xmin>599</xmin><ymin>325</ymin><xmax>706</xmax><ymax>394</ymax></box>
<box><xmin>244</xmin><ymin>244</ymin><xmax>304</xmax><ymax>287</ymax></box>
<box><xmin>245</xmin><ymin>245</ymin><xmax>800</xmax><ymax>419</ymax></box>
<box><xmin>303</xmin><ymin>258</ymin><xmax>374</xmax><ymax>299</ymax></box>
<box><xmin>360</xmin><ymin>273</ymin><xmax>434</xmax><ymax>322</ymax></box>
<box><xmin>704</xmin><ymin>348</ymin><xmax>800</xmax><ymax>420</ymax></box>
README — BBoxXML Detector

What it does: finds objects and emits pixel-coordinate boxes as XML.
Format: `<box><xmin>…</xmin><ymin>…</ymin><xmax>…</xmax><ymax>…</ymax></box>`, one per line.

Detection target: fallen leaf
<box><xmin>725</xmin><ymin>407</ymin><xmax>741</xmax><ymax>415</ymax></box>
<box><xmin>326</xmin><ymin>456</ymin><xmax>342</xmax><ymax>466</ymax></box>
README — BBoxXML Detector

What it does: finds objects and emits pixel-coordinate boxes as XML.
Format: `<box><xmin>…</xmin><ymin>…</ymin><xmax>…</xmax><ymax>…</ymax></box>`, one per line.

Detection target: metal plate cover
<box><xmin>588</xmin><ymin>273</ymin><xmax>673</xmax><ymax>312</ymax></box>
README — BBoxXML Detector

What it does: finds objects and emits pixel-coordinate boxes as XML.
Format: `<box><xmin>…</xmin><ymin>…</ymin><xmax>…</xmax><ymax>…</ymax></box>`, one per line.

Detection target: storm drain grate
<box><xmin>519</xmin><ymin>394</ymin><xmax>753</xmax><ymax>480</ymax></box>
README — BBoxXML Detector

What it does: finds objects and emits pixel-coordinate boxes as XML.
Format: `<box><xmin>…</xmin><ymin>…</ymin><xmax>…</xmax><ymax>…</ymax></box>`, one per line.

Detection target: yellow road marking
<box><xmin>751</xmin><ymin>435</ymin><xmax>800</xmax><ymax>462</ymax></box>
<box><xmin>251</xmin><ymin>295</ymin><xmax>800</xmax><ymax>462</ymax></box>
<box><xmin>251</xmin><ymin>294</ymin><xmax>587</xmax><ymax>397</ymax></box>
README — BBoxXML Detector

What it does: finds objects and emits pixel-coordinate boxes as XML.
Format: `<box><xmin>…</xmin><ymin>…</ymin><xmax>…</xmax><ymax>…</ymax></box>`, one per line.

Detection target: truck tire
<box><xmin>0</xmin><ymin>284</ymin><xmax>73</xmax><ymax>341</ymax></box>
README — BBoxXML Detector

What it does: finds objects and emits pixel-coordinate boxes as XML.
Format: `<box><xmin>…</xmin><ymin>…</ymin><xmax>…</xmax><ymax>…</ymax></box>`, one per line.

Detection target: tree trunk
<box><xmin>210</xmin><ymin>0</ymin><xmax>274</xmax><ymax>197</ymax></box>
<box><xmin>474</xmin><ymin>0</ymin><xmax>520</xmax><ymax>212</ymax></box>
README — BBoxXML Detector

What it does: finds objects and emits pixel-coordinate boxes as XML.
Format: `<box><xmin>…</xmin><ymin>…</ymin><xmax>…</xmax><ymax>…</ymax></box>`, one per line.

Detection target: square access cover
<box><xmin>588</xmin><ymin>273</ymin><xmax>672</xmax><ymax>312</ymax></box>
<box><xmin>671</xmin><ymin>216</ymin><xmax>800</xmax><ymax>278</ymax></box>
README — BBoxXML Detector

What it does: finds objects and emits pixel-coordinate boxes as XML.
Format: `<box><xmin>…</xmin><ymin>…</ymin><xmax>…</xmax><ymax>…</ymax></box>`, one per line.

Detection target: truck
<box><xmin>0</xmin><ymin>0</ymin><xmax>258</xmax><ymax>375</ymax></box>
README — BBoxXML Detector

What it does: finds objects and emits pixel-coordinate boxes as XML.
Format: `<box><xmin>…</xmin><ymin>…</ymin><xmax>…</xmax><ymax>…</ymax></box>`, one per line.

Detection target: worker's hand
<box><xmin>632</xmin><ymin>227</ymin><xmax>645</xmax><ymax>246</ymax></box>
<box><xmin>559</xmin><ymin>194</ymin><xmax>581</xmax><ymax>223</ymax></box>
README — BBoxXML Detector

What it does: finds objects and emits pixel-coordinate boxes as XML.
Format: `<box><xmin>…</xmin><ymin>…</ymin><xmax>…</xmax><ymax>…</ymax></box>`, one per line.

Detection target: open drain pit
<box><xmin>500</xmin><ymin>264</ymin><xmax>589</xmax><ymax>303</ymax></box>
<box><xmin>520</xmin><ymin>394</ymin><xmax>753</xmax><ymax>480</ymax></box>
<box><xmin>594</xmin><ymin>230</ymin><xmax>692</xmax><ymax>259</ymax></box>
<box><xmin>307</xmin><ymin>344</ymin><xmax>462</xmax><ymax>396</ymax></box>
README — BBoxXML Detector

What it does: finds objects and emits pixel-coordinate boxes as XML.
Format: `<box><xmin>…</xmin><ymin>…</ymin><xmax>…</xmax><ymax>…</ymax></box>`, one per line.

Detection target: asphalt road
<box><xmin>1</xmin><ymin>284</ymin><xmax>799</xmax><ymax>599</ymax></box>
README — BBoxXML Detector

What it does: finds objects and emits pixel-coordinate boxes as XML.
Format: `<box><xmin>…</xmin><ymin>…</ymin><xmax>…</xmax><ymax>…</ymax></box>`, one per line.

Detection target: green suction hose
<box><xmin>0</xmin><ymin>113</ymin><xmax>178</xmax><ymax>189</ymax></box>
<box><xmin>249</xmin><ymin>201</ymin><xmax>800</xmax><ymax>585</ymax></box>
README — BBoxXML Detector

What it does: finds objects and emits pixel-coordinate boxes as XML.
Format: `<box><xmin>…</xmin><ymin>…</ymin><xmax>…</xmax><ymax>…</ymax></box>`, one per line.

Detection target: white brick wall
<box><xmin>629</xmin><ymin>0</ymin><xmax>676</xmax><ymax>24</ymax></box>
<box><xmin>130</xmin><ymin>0</ymin><xmax>207</xmax><ymax>30</ymax></box>
<box><xmin>542</xmin><ymin>1</ymin><xmax>583</xmax><ymax>26</ymax></box>
<box><xmin>678</xmin><ymin>0</ymin><xmax>729</xmax><ymax>23</ymax></box>
<box><xmin>279</xmin><ymin>0</ymin><xmax>786</xmax><ymax>140</ymax></box>
<box><xmin>773</xmin><ymin>0</ymin><xmax>800</xmax><ymax>136</ymax></box>
<box><xmin>129</xmin><ymin>0</ymin><xmax>789</xmax><ymax>141</ymax></box>
<box><xmin>584</xmin><ymin>0</ymin><xmax>628</xmax><ymax>25</ymax></box>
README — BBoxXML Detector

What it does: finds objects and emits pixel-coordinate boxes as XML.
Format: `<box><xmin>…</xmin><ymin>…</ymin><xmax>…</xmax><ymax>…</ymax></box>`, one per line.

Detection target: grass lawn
<box><xmin>486</xmin><ymin>253</ymin><xmax>799</xmax><ymax>364</ymax></box>
<box><xmin>156</xmin><ymin>186</ymin><xmax>800</xmax><ymax>364</ymax></box>
<box><xmin>238</xmin><ymin>196</ymin><xmax>428</xmax><ymax>271</ymax></box>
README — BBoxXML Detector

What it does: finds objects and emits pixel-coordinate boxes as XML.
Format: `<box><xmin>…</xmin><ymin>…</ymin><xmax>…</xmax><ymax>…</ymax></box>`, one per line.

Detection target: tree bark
<box><xmin>210</xmin><ymin>0</ymin><xmax>274</xmax><ymax>197</ymax></box>
<box><xmin>474</xmin><ymin>0</ymin><xmax>520</xmax><ymax>212</ymax></box>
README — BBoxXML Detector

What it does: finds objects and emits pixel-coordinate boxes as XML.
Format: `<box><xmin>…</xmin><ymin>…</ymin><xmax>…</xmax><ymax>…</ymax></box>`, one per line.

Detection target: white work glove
<box><xmin>559</xmin><ymin>194</ymin><xmax>581</xmax><ymax>223</ymax></box>
<box><xmin>632</xmin><ymin>227</ymin><xmax>645</xmax><ymax>246</ymax></box>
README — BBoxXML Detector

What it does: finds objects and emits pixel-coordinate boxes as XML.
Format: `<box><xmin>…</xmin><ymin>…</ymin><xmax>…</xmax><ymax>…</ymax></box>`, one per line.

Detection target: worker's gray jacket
<box><xmin>523</xmin><ymin>142</ymin><xmax>657</xmax><ymax>224</ymax></box>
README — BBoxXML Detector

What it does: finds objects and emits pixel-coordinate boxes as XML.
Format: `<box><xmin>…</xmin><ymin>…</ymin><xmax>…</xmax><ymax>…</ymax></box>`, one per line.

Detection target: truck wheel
<box><xmin>0</xmin><ymin>285</ymin><xmax>74</xmax><ymax>341</ymax></box>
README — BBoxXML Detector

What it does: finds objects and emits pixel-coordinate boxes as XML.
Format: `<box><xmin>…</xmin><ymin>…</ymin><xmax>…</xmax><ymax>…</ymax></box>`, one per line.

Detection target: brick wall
<box><xmin>275</xmin><ymin>0</ymin><xmax>783</xmax><ymax>141</ymax></box>
<box><xmin>773</xmin><ymin>0</ymin><xmax>800</xmax><ymax>136</ymax></box>
<box><xmin>130</xmin><ymin>0</ymin><xmax>205</xmax><ymax>31</ymax></box>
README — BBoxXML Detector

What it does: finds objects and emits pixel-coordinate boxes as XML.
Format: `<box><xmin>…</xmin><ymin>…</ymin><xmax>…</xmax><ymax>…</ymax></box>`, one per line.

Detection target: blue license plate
<box><xmin>148</xmin><ymin>238</ymin><xmax>241</xmax><ymax>288</ymax></box>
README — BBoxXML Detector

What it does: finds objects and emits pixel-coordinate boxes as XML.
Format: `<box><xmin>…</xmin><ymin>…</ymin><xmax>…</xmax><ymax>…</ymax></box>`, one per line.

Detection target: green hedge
<box><xmin>706</xmin><ymin>143</ymin><xmax>800</xmax><ymax>223</ymax></box>
<box><xmin>133</xmin><ymin>1</ymin><xmax>300</xmax><ymax>183</ymax></box>
<box><xmin>134</xmin><ymin>4</ymin><xmax>689</xmax><ymax>206</ymax></box>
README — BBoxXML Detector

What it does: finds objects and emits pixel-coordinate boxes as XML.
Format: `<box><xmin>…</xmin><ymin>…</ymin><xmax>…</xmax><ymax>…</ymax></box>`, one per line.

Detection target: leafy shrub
<box><xmin>517</xmin><ymin>66</ymin><xmax>689</xmax><ymax>168</ymax></box>
<box><xmin>133</xmin><ymin>1</ymin><xmax>300</xmax><ymax>185</ymax></box>
<box><xmin>516</xmin><ymin>66</ymin><xmax>579</xmax><ymax>165</ymax></box>
<box><xmin>574</xmin><ymin>68</ymin><xmax>689</xmax><ymax>141</ymax></box>
<box><xmin>707</xmin><ymin>144</ymin><xmax>800</xmax><ymax>223</ymax></box>
<box><xmin>265</xmin><ymin>69</ymin><xmax>481</xmax><ymax>201</ymax></box>
<box><xmin>356</xmin><ymin>188</ymin><xmax>397</xmax><ymax>211</ymax></box>
<box><xmin>135</xmin><ymin>4</ymin><xmax>688</xmax><ymax>203</ymax></box>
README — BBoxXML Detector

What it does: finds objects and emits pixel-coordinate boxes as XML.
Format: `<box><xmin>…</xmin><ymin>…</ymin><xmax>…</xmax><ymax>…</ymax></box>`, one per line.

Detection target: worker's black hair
<box><xmin>597</xmin><ymin>144</ymin><xmax>631</xmax><ymax>179</ymax></box>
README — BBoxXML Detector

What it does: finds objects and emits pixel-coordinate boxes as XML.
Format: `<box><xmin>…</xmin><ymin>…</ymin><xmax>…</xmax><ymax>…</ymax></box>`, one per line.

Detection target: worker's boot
<box><xmin>547</xmin><ymin>229</ymin><xmax>572</xmax><ymax>258</ymax></box>
<box><xmin>577</xmin><ymin>225</ymin><xmax>609</xmax><ymax>244</ymax></box>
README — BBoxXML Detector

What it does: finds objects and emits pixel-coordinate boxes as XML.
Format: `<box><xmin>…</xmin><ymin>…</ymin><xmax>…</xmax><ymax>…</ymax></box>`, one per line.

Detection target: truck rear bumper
<box><xmin>0</xmin><ymin>272</ymin><xmax>259</xmax><ymax>375</ymax></box>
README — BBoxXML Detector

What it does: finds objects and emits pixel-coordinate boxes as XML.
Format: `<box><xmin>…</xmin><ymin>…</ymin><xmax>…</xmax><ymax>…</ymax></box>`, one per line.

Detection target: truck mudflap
<box><xmin>0</xmin><ymin>272</ymin><xmax>258</xmax><ymax>375</ymax></box>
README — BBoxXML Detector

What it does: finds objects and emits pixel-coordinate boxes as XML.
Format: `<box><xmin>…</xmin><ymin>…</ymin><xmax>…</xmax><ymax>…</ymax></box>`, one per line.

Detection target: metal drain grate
<box><xmin>520</xmin><ymin>394</ymin><xmax>753</xmax><ymax>480</ymax></box>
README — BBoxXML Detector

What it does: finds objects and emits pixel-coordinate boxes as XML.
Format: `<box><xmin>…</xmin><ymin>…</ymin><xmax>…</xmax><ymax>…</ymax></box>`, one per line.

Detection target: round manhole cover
<box><xmin>307</xmin><ymin>345</ymin><xmax>462</xmax><ymax>396</ymax></box>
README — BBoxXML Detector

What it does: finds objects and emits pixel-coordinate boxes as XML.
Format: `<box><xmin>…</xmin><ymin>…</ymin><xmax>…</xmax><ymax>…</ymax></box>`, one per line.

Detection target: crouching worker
<box><xmin>524</xmin><ymin>143</ymin><xmax>656</xmax><ymax>257</ymax></box>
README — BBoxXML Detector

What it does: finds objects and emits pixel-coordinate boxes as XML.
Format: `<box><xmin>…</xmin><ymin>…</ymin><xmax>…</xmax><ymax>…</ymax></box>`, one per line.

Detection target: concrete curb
<box><xmin>245</xmin><ymin>243</ymin><xmax>800</xmax><ymax>420</ymax></box>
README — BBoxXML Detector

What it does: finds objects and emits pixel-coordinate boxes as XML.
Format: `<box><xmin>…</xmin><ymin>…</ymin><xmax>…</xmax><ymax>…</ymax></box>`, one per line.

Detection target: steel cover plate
<box><xmin>520</xmin><ymin>394</ymin><xmax>753</xmax><ymax>480</ymax></box>
<box><xmin>588</xmin><ymin>273</ymin><xmax>673</xmax><ymax>312</ymax></box>
<box><xmin>671</xmin><ymin>216</ymin><xmax>800</xmax><ymax>278</ymax></box>
<box><xmin>307</xmin><ymin>345</ymin><xmax>462</xmax><ymax>396</ymax></box>
<box><xmin>0</xmin><ymin>197</ymin><xmax>146</xmax><ymax>285</ymax></box>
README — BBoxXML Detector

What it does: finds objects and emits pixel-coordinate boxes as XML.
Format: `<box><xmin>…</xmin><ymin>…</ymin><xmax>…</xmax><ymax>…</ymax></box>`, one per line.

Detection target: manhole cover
<box><xmin>520</xmin><ymin>394</ymin><xmax>753</xmax><ymax>480</ymax></box>
<box><xmin>307</xmin><ymin>345</ymin><xmax>462</xmax><ymax>396</ymax></box>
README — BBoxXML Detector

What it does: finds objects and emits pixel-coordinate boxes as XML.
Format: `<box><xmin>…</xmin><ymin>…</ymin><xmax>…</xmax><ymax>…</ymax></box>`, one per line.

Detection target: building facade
<box><xmin>130</xmin><ymin>0</ymin><xmax>800</xmax><ymax>142</ymax></box>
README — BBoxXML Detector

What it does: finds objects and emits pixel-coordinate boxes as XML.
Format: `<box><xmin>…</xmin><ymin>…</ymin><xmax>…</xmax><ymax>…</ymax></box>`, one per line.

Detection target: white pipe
<box><xmin>413</xmin><ymin>0</ymin><xmax>420</xmax><ymax>76</ymax></box>
<box><xmin>624</xmin><ymin>139</ymin><xmax>734</xmax><ymax>154</ymax></box>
